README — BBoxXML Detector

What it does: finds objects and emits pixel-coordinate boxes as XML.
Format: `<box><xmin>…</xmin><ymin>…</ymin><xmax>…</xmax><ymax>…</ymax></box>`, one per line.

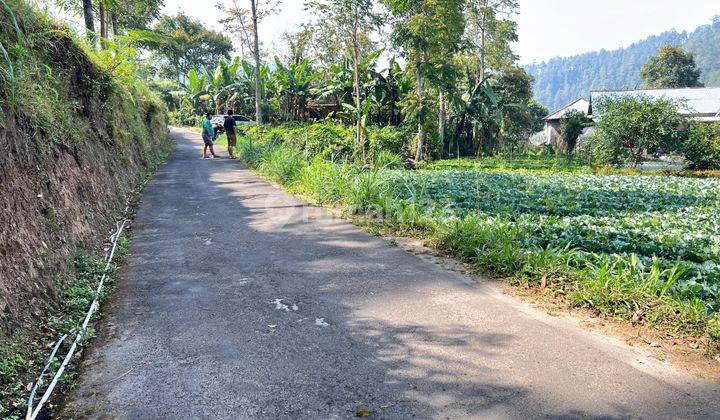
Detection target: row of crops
<box><xmin>385</xmin><ymin>171</ymin><xmax>720</xmax><ymax>311</ymax></box>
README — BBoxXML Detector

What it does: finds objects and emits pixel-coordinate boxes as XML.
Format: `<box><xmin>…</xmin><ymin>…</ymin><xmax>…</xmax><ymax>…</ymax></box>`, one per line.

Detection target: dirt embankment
<box><xmin>0</xmin><ymin>8</ymin><xmax>169</xmax><ymax>337</ymax></box>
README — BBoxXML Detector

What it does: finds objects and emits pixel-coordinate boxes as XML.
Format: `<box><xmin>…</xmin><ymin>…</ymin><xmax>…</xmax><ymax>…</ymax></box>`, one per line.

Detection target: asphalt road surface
<box><xmin>66</xmin><ymin>128</ymin><xmax>720</xmax><ymax>419</ymax></box>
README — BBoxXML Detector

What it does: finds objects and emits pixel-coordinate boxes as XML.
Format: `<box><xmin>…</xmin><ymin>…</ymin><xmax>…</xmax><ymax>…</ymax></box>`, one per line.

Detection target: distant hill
<box><xmin>525</xmin><ymin>17</ymin><xmax>720</xmax><ymax>111</ymax></box>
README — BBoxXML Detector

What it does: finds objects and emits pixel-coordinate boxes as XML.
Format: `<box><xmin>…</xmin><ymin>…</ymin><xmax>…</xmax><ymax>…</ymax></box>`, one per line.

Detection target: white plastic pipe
<box><xmin>26</xmin><ymin>206</ymin><xmax>129</xmax><ymax>420</ymax></box>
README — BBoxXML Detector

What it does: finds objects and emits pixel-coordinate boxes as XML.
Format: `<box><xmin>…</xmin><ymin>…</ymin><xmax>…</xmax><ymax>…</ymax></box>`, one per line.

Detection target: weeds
<box><xmin>259</xmin><ymin>147</ymin><xmax>306</xmax><ymax>185</ymax></box>
<box><xmin>0</xmin><ymin>249</ymin><xmax>124</xmax><ymax>418</ymax></box>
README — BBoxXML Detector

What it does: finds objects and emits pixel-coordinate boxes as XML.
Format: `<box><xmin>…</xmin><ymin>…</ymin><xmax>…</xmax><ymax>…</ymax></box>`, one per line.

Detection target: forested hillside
<box><xmin>527</xmin><ymin>17</ymin><xmax>720</xmax><ymax>110</ymax></box>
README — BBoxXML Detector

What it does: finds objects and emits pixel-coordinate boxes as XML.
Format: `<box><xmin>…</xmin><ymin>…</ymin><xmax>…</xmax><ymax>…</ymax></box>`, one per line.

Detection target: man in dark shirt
<box><xmin>223</xmin><ymin>109</ymin><xmax>238</xmax><ymax>159</ymax></box>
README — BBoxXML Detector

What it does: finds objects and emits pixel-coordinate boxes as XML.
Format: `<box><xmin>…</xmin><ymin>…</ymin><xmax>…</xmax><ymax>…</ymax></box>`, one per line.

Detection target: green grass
<box><xmin>0</xmin><ymin>242</ymin><xmax>128</xmax><ymax>417</ymax></box>
<box><xmin>234</xmin><ymin>132</ymin><xmax>720</xmax><ymax>351</ymax></box>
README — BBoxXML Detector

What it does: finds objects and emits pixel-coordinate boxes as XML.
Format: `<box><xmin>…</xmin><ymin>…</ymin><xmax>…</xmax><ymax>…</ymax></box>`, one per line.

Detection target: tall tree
<box><xmin>250</xmin><ymin>0</ymin><xmax>263</xmax><ymax>123</ymax></box>
<box><xmin>145</xmin><ymin>13</ymin><xmax>233</xmax><ymax>83</ymax></box>
<box><xmin>99</xmin><ymin>0</ymin><xmax>107</xmax><ymax>41</ymax></box>
<box><xmin>82</xmin><ymin>0</ymin><xmax>95</xmax><ymax>42</ymax></box>
<box><xmin>306</xmin><ymin>0</ymin><xmax>382</xmax><ymax>162</ymax></box>
<box><xmin>383</xmin><ymin>0</ymin><xmax>465</xmax><ymax>162</ymax></box>
<box><xmin>216</xmin><ymin>0</ymin><xmax>280</xmax><ymax>122</ymax></box>
<box><xmin>70</xmin><ymin>0</ymin><xmax>163</xmax><ymax>44</ymax></box>
<box><xmin>113</xmin><ymin>0</ymin><xmax>165</xmax><ymax>32</ymax></box>
<box><xmin>465</xmin><ymin>0</ymin><xmax>519</xmax><ymax>80</ymax></box>
<box><xmin>216</xmin><ymin>1</ymin><xmax>253</xmax><ymax>58</ymax></box>
<box><xmin>641</xmin><ymin>44</ymin><xmax>703</xmax><ymax>89</ymax></box>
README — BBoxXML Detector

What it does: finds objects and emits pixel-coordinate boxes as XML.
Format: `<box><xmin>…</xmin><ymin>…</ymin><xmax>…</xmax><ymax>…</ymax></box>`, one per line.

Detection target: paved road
<box><xmin>67</xmin><ymin>128</ymin><xmax>720</xmax><ymax>419</ymax></box>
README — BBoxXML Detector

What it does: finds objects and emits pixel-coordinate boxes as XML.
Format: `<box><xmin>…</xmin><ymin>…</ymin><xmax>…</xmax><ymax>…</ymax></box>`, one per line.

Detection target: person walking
<box><xmin>224</xmin><ymin>110</ymin><xmax>238</xmax><ymax>159</ymax></box>
<box><xmin>202</xmin><ymin>113</ymin><xmax>218</xmax><ymax>159</ymax></box>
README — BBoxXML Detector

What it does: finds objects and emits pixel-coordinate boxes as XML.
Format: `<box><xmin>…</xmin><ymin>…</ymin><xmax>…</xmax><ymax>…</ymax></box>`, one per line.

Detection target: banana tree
<box><xmin>450</xmin><ymin>78</ymin><xmax>528</xmax><ymax>157</ymax></box>
<box><xmin>369</xmin><ymin>57</ymin><xmax>411</xmax><ymax>126</ymax></box>
<box><xmin>315</xmin><ymin>56</ymin><xmax>355</xmax><ymax>109</ymax></box>
<box><xmin>268</xmin><ymin>57</ymin><xmax>318</xmax><ymax>122</ymax></box>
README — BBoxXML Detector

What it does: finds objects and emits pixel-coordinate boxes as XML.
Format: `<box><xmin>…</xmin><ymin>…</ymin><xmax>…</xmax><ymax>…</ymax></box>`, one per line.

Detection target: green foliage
<box><xmin>559</xmin><ymin>109</ymin><xmax>592</xmax><ymax>151</ymax></box>
<box><xmin>367</xmin><ymin>125</ymin><xmax>410</xmax><ymax>159</ymax></box>
<box><xmin>144</xmin><ymin>13</ymin><xmax>233</xmax><ymax>81</ymax></box>
<box><xmin>244</xmin><ymin>122</ymin><xmax>412</xmax><ymax>163</ymax></box>
<box><xmin>575</xmin><ymin>129</ymin><xmax>625</xmax><ymax>167</ymax></box>
<box><xmin>683</xmin><ymin>122</ymin><xmax>720</xmax><ymax>169</ymax></box>
<box><xmin>594</xmin><ymin>95</ymin><xmax>689</xmax><ymax>164</ymax></box>
<box><xmin>641</xmin><ymin>44</ymin><xmax>703</xmax><ymax>89</ymax></box>
<box><xmin>372</xmin><ymin>150</ymin><xmax>404</xmax><ymax>171</ymax></box>
<box><xmin>258</xmin><ymin>147</ymin><xmax>306</xmax><ymax>185</ymax></box>
<box><xmin>383</xmin><ymin>0</ymin><xmax>466</xmax><ymax>160</ymax></box>
<box><xmin>269</xmin><ymin>57</ymin><xmax>319</xmax><ymax>122</ymax></box>
<box><xmin>527</xmin><ymin>99</ymin><xmax>549</xmax><ymax>132</ymax></box>
<box><xmin>300</xmin><ymin>123</ymin><xmax>355</xmax><ymax>160</ymax></box>
<box><xmin>297</xmin><ymin>159</ymin><xmax>357</xmax><ymax>204</ymax></box>
<box><xmin>463</xmin><ymin>0</ymin><xmax>519</xmax><ymax>74</ymax></box>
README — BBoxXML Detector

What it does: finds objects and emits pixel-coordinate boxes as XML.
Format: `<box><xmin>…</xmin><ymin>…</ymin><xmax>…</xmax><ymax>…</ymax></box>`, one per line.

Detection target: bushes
<box><xmin>258</xmin><ymin>147</ymin><xmax>306</xmax><ymax>185</ymax></box>
<box><xmin>683</xmin><ymin>122</ymin><xmax>720</xmax><ymax>169</ymax></box>
<box><xmin>590</xmin><ymin>95</ymin><xmax>687</xmax><ymax>165</ymax></box>
<box><xmin>297</xmin><ymin>159</ymin><xmax>357</xmax><ymax>204</ymax></box>
<box><xmin>575</xmin><ymin>129</ymin><xmax>625</xmax><ymax>167</ymax></box>
<box><xmin>301</xmin><ymin>123</ymin><xmax>355</xmax><ymax>160</ymax></box>
<box><xmin>559</xmin><ymin>110</ymin><xmax>592</xmax><ymax>151</ymax></box>
<box><xmin>368</xmin><ymin>125</ymin><xmax>410</xmax><ymax>159</ymax></box>
<box><xmin>243</xmin><ymin>122</ymin><xmax>412</xmax><ymax>164</ymax></box>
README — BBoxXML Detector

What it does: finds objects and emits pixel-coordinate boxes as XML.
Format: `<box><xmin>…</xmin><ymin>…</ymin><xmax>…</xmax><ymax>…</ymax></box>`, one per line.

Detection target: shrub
<box><xmin>683</xmin><ymin>122</ymin><xmax>720</xmax><ymax>169</ymax></box>
<box><xmin>258</xmin><ymin>147</ymin><xmax>306</xmax><ymax>184</ymax></box>
<box><xmin>559</xmin><ymin>110</ymin><xmax>592</xmax><ymax>151</ymax></box>
<box><xmin>236</xmin><ymin>136</ymin><xmax>271</xmax><ymax>168</ymax></box>
<box><xmin>372</xmin><ymin>150</ymin><xmax>404</xmax><ymax>170</ymax></box>
<box><xmin>297</xmin><ymin>159</ymin><xmax>356</xmax><ymax>204</ymax></box>
<box><xmin>302</xmin><ymin>123</ymin><xmax>355</xmax><ymax>161</ymax></box>
<box><xmin>343</xmin><ymin>171</ymin><xmax>389</xmax><ymax>211</ymax></box>
<box><xmin>367</xmin><ymin>125</ymin><xmax>410</xmax><ymax>159</ymax></box>
<box><xmin>575</xmin><ymin>129</ymin><xmax>625</xmax><ymax>167</ymax></box>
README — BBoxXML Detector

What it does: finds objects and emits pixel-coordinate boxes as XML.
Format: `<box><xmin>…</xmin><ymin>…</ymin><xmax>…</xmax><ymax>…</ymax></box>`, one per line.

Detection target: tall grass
<box><xmin>0</xmin><ymin>0</ymin><xmax>23</xmax><ymax>105</ymax></box>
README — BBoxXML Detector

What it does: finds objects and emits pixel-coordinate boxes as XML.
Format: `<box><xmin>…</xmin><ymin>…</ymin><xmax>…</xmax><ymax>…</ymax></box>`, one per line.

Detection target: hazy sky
<box><xmin>162</xmin><ymin>0</ymin><xmax>720</xmax><ymax>64</ymax></box>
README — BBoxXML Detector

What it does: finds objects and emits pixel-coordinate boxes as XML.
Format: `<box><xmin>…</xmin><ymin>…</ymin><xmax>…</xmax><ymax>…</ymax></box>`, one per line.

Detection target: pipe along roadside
<box><xmin>25</xmin><ymin>176</ymin><xmax>148</xmax><ymax>420</ymax></box>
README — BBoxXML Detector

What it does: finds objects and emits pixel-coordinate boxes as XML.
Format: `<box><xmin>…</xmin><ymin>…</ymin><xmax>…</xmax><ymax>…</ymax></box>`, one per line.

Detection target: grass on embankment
<box><xmin>231</xmin><ymin>134</ymin><xmax>720</xmax><ymax>354</ymax></box>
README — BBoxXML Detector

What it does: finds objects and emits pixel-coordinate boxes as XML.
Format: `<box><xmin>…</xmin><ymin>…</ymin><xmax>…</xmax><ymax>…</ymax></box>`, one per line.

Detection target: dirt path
<box><xmin>66</xmin><ymin>128</ymin><xmax>720</xmax><ymax>419</ymax></box>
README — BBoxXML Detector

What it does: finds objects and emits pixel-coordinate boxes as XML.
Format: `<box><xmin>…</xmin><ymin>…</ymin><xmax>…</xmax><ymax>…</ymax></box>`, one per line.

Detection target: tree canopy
<box><xmin>641</xmin><ymin>44</ymin><xmax>703</xmax><ymax>89</ymax></box>
<box><xmin>145</xmin><ymin>13</ymin><xmax>233</xmax><ymax>82</ymax></box>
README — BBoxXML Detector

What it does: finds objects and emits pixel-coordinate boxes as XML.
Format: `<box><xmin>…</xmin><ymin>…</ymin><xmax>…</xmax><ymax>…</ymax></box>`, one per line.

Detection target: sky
<box><xmin>161</xmin><ymin>0</ymin><xmax>720</xmax><ymax>64</ymax></box>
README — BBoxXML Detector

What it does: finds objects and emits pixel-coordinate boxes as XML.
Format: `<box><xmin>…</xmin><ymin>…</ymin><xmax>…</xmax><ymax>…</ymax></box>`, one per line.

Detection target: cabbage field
<box><xmin>385</xmin><ymin>171</ymin><xmax>720</xmax><ymax>312</ymax></box>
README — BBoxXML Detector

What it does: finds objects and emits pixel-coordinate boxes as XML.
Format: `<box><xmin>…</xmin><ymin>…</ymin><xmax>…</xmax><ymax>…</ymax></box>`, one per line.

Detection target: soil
<box><xmin>0</xmin><ymin>30</ymin><xmax>169</xmax><ymax>337</ymax></box>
